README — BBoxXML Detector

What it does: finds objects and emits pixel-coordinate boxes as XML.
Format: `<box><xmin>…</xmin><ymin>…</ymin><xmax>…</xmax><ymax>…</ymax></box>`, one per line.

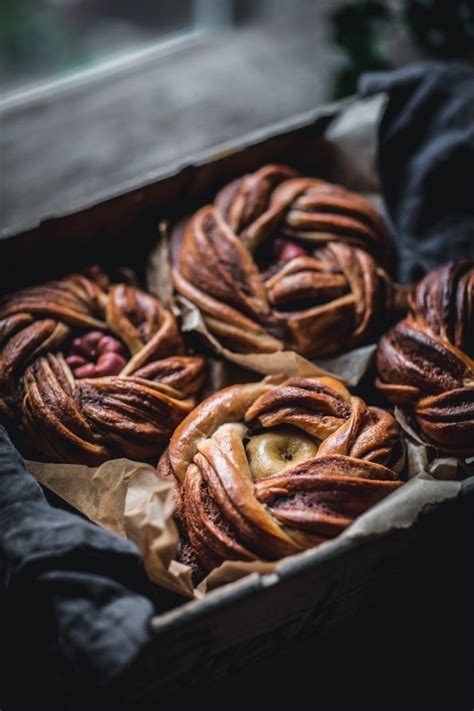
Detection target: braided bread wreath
<box><xmin>376</xmin><ymin>260</ymin><xmax>474</xmax><ymax>456</ymax></box>
<box><xmin>171</xmin><ymin>164</ymin><xmax>395</xmax><ymax>358</ymax></box>
<box><xmin>158</xmin><ymin>374</ymin><xmax>404</xmax><ymax>576</ymax></box>
<box><xmin>0</xmin><ymin>267</ymin><xmax>206</xmax><ymax>464</ymax></box>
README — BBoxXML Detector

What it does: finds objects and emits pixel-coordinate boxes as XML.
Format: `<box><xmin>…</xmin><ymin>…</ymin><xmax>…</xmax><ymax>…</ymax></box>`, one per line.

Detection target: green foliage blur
<box><xmin>0</xmin><ymin>1</ymin><xmax>88</xmax><ymax>86</ymax></box>
<box><xmin>331</xmin><ymin>0</ymin><xmax>392</xmax><ymax>99</ymax></box>
<box><xmin>331</xmin><ymin>0</ymin><xmax>474</xmax><ymax>99</ymax></box>
<box><xmin>1</xmin><ymin>0</ymin><xmax>474</xmax><ymax>95</ymax></box>
<box><xmin>406</xmin><ymin>0</ymin><xmax>474</xmax><ymax>57</ymax></box>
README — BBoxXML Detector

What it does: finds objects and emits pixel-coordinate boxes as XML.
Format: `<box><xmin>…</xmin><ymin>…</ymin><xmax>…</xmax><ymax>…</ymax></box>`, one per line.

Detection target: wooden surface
<box><xmin>1</xmin><ymin>1</ymin><xmax>339</xmax><ymax>237</ymax></box>
<box><xmin>115</xmin><ymin>480</ymin><xmax>474</xmax><ymax>709</ymax></box>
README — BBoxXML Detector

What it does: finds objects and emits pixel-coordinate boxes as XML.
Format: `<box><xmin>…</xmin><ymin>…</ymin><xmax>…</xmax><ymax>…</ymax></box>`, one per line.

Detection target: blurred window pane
<box><xmin>1</xmin><ymin>0</ymin><xmax>235</xmax><ymax>92</ymax></box>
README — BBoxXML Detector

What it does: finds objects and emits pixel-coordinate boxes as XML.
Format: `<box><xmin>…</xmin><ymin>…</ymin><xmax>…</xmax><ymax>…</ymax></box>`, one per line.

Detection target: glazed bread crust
<box><xmin>158</xmin><ymin>374</ymin><xmax>403</xmax><ymax>572</ymax></box>
<box><xmin>376</xmin><ymin>260</ymin><xmax>474</xmax><ymax>454</ymax></box>
<box><xmin>172</xmin><ymin>165</ymin><xmax>394</xmax><ymax>357</ymax></box>
<box><xmin>0</xmin><ymin>267</ymin><xmax>206</xmax><ymax>463</ymax></box>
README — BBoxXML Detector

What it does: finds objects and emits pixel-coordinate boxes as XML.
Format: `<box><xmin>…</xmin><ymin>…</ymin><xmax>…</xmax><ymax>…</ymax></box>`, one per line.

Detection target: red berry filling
<box><xmin>272</xmin><ymin>238</ymin><xmax>308</xmax><ymax>263</ymax></box>
<box><xmin>66</xmin><ymin>331</ymin><xmax>128</xmax><ymax>378</ymax></box>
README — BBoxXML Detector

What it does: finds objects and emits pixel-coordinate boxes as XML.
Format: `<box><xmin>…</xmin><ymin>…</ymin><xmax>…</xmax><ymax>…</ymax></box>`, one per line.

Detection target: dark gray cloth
<box><xmin>360</xmin><ymin>62</ymin><xmax>474</xmax><ymax>283</ymax></box>
<box><xmin>0</xmin><ymin>425</ymin><xmax>154</xmax><ymax>709</ymax></box>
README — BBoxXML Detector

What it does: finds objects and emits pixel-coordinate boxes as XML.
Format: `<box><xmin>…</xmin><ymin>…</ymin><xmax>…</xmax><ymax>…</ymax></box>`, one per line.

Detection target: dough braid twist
<box><xmin>0</xmin><ymin>267</ymin><xmax>206</xmax><ymax>463</ymax></box>
<box><xmin>376</xmin><ymin>260</ymin><xmax>474</xmax><ymax>455</ymax></box>
<box><xmin>158</xmin><ymin>374</ymin><xmax>403</xmax><ymax>573</ymax></box>
<box><xmin>172</xmin><ymin>164</ymin><xmax>394</xmax><ymax>357</ymax></box>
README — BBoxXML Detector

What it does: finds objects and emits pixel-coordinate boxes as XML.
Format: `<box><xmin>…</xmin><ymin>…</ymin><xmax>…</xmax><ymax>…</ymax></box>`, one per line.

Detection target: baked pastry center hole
<box><xmin>245</xmin><ymin>425</ymin><xmax>319</xmax><ymax>480</ymax></box>
<box><xmin>64</xmin><ymin>329</ymin><xmax>129</xmax><ymax>378</ymax></box>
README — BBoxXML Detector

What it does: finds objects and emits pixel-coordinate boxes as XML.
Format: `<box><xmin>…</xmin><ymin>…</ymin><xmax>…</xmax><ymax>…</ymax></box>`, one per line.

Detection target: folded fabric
<box><xmin>360</xmin><ymin>62</ymin><xmax>474</xmax><ymax>283</ymax></box>
<box><xmin>0</xmin><ymin>425</ymin><xmax>154</xmax><ymax>709</ymax></box>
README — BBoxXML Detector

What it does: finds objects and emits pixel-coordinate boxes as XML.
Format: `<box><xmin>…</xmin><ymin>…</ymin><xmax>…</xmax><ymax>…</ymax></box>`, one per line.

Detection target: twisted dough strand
<box><xmin>172</xmin><ymin>165</ymin><xmax>394</xmax><ymax>357</ymax></box>
<box><xmin>0</xmin><ymin>267</ymin><xmax>205</xmax><ymax>463</ymax></box>
<box><xmin>158</xmin><ymin>375</ymin><xmax>403</xmax><ymax>573</ymax></box>
<box><xmin>376</xmin><ymin>260</ymin><xmax>474</xmax><ymax>454</ymax></box>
